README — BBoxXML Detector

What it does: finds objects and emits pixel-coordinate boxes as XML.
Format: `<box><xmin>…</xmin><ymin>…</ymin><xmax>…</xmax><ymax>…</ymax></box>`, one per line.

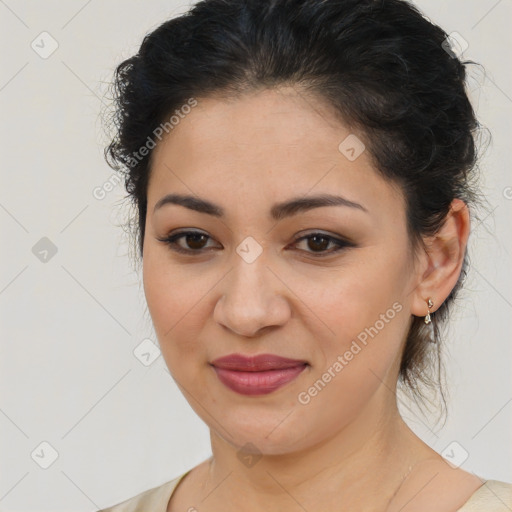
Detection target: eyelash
<box><xmin>156</xmin><ymin>230</ymin><xmax>354</xmax><ymax>257</ymax></box>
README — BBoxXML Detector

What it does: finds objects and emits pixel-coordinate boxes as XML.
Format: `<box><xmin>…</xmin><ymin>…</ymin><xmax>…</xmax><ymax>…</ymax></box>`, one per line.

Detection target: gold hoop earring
<box><xmin>424</xmin><ymin>298</ymin><xmax>434</xmax><ymax>324</ymax></box>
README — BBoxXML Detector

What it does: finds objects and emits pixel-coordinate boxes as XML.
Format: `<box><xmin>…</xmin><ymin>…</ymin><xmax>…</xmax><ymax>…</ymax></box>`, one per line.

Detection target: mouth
<box><xmin>210</xmin><ymin>353</ymin><xmax>309</xmax><ymax>396</ymax></box>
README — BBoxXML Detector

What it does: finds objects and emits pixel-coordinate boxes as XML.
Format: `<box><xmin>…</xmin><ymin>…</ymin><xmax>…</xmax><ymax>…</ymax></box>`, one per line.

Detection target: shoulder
<box><xmin>97</xmin><ymin>471</ymin><xmax>190</xmax><ymax>512</ymax></box>
<box><xmin>456</xmin><ymin>480</ymin><xmax>512</xmax><ymax>512</ymax></box>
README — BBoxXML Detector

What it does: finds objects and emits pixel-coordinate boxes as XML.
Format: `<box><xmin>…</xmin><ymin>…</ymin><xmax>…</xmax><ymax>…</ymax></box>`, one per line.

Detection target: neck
<box><xmin>202</xmin><ymin>386</ymin><xmax>435</xmax><ymax>512</ymax></box>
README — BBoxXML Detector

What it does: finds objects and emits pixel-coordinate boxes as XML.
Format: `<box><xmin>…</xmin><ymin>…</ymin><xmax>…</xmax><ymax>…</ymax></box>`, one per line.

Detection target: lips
<box><xmin>210</xmin><ymin>353</ymin><xmax>308</xmax><ymax>395</ymax></box>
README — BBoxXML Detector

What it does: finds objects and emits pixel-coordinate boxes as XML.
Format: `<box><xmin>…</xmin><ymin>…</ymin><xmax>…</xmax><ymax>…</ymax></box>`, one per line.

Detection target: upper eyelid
<box><xmin>164</xmin><ymin>229</ymin><xmax>351</xmax><ymax>242</ymax></box>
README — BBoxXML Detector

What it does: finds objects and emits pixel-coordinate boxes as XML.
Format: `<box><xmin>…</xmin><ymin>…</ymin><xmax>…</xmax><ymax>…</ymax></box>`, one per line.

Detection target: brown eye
<box><xmin>157</xmin><ymin>230</ymin><xmax>218</xmax><ymax>254</ymax></box>
<box><xmin>181</xmin><ymin>232</ymin><xmax>209</xmax><ymax>250</ymax></box>
<box><xmin>292</xmin><ymin>232</ymin><xmax>354</xmax><ymax>256</ymax></box>
<box><xmin>157</xmin><ymin>230</ymin><xmax>354</xmax><ymax>257</ymax></box>
<box><xmin>305</xmin><ymin>235</ymin><xmax>331</xmax><ymax>252</ymax></box>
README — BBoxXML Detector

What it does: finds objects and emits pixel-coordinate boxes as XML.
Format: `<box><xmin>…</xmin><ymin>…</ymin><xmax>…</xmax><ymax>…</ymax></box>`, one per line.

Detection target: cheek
<box><xmin>292</xmin><ymin>250</ymin><xmax>407</xmax><ymax>341</ymax></box>
<box><xmin>295</xmin><ymin>251</ymin><xmax>409</xmax><ymax>391</ymax></box>
<box><xmin>142</xmin><ymin>251</ymin><xmax>205</xmax><ymax>351</ymax></box>
<box><xmin>295</xmin><ymin>289</ymin><xmax>407</xmax><ymax>438</ymax></box>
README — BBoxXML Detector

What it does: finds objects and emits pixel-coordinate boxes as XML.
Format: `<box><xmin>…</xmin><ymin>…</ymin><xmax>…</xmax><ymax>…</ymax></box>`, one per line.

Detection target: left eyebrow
<box><xmin>270</xmin><ymin>193</ymin><xmax>368</xmax><ymax>221</ymax></box>
<box><xmin>153</xmin><ymin>192</ymin><xmax>368</xmax><ymax>220</ymax></box>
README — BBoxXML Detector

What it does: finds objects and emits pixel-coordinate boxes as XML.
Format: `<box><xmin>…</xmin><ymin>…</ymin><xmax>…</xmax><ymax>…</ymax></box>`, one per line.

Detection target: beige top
<box><xmin>97</xmin><ymin>471</ymin><xmax>512</xmax><ymax>512</ymax></box>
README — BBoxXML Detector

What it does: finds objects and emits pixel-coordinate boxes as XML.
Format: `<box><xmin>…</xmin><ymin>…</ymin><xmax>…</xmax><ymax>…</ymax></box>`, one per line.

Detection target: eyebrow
<box><xmin>153</xmin><ymin>192</ymin><xmax>368</xmax><ymax>220</ymax></box>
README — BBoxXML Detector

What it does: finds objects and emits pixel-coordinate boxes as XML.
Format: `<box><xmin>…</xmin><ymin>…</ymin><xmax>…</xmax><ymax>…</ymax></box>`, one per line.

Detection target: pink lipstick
<box><xmin>210</xmin><ymin>353</ymin><xmax>308</xmax><ymax>395</ymax></box>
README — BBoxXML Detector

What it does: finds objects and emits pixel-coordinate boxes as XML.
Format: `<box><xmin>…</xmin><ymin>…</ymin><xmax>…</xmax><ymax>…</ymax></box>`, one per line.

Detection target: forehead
<box><xmin>152</xmin><ymin>87</ymin><xmax>347</xmax><ymax>163</ymax></box>
<box><xmin>147</xmin><ymin>87</ymin><xmax>405</xmax><ymax>222</ymax></box>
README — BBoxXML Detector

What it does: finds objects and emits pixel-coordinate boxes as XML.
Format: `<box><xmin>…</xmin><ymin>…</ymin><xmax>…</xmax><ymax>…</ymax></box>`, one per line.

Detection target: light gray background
<box><xmin>0</xmin><ymin>1</ymin><xmax>511</xmax><ymax>510</ymax></box>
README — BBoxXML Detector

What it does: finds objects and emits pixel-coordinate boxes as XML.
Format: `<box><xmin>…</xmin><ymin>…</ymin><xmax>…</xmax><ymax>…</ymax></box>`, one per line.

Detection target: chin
<box><xmin>212</xmin><ymin>411</ymin><xmax>316</xmax><ymax>456</ymax></box>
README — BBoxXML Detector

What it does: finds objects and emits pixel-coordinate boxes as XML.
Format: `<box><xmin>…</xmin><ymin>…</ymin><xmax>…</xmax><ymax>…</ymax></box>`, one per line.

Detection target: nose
<box><xmin>213</xmin><ymin>253</ymin><xmax>291</xmax><ymax>338</ymax></box>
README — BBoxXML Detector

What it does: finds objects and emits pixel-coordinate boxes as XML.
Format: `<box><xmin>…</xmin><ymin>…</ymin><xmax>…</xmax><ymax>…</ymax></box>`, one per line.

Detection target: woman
<box><xmin>99</xmin><ymin>0</ymin><xmax>512</xmax><ymax>510</ymax></box>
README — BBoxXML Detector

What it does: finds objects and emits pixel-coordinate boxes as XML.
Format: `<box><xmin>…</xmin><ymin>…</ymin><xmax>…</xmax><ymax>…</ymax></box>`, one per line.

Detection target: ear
<box><xmin>410</xmin><ymin>198</ymin><xmax>470</xmax><ymax>318</ymax></box>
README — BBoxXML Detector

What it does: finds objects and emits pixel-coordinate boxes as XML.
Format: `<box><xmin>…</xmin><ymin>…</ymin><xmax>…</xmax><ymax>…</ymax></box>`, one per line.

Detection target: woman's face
<box><xmin>143</xmin><ymin>87</ymin><xmax>422</xmax><ymax>455</ymax></box>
